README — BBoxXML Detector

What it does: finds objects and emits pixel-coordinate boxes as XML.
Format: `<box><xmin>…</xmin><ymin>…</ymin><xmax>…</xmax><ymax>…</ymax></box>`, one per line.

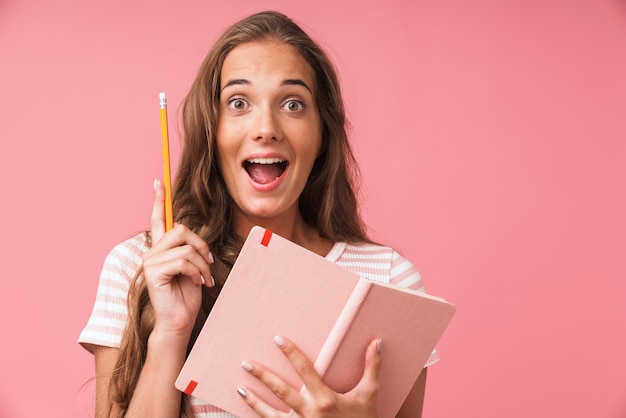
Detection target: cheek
<box><xmin>309</xmin><ymin>130</ymin><xmax>324</xmax><ymax>161</ymax></box>
<box><xmin>214</xmin><ymin>142</ymin><xmax>235</xmax><ymax>182</ymax></box>
<box><xmin>215</xmin><ymin>125</ymin><xmax>237</xmax><ymax>167</ymax></box>
<box><xmin>297</xmin><ymin>143</ymin><xmax>322</xmax><ymax>181</ymax></box>
<box><xmin>307</xmin><ymin>114</ymin><xmax>323</xmax><ymax>157</ymax></box>
<box><xmin>292</xmin><ymin>117</ymin><xmax>322</xmax><ymax>155</ymax></box>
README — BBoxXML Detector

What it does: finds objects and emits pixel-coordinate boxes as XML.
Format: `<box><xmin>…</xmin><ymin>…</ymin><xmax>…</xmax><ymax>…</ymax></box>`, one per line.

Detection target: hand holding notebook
<box><xmin>176</xmin><ymin>226</ymin><xmax>456</xmax><ymax>418</ymax></box>
<box><xmin>238</xmin><ymin>334</ymin><xmax>383</xmax><ymax>417</ymax></box>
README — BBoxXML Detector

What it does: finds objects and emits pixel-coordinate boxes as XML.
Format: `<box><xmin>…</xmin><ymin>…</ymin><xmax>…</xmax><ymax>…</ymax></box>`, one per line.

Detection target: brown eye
<box><xmin>228</xmin><ymin>98</ymin><xmax>248</xmax><ymax>110</ymax></box>
<box><xmin>283</xmin><ymin>100</ymin><xmax>304</xmax><ymax>112</ymax></box>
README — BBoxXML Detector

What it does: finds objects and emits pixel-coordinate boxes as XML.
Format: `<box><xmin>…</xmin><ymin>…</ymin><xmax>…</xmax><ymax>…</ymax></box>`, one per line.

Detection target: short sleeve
<box><xmin>332</xmin><ymin>243</ymin><xmax>440</xmax><ymax>368</ymax></box>
<box><xmin>78</xmin><ymin>233</ymin><xmax>148</xmax><ymax>353</ymax></box>
<box><xmin>388</xmin><ymin>250</ymin><xmax>425</xmax><ymax>292</ymax></box>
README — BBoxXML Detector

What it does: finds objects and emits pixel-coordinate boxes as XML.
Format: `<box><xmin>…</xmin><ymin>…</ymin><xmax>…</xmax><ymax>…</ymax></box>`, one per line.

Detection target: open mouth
<box><xmin>243</xmin><ymin>157</ymin><xmax>288</xmax><ymax>184</ymax></box>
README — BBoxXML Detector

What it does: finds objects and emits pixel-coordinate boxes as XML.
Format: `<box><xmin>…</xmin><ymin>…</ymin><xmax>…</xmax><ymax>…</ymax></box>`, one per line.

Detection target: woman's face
<box><xmin>216</xmin><ymin>41</ymin><xmax>322</xmax><ymax>230</ymax></box>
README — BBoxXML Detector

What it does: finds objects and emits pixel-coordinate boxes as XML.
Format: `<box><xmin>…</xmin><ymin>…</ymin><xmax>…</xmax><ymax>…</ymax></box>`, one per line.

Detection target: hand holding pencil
<box><xmin>153</xmin><ymin>92</ymin><xmax>215</xmax><ymax>286</ymax></box>
<box><xmin>138</xmin><ymin>92</ymin><xmax>215</xmax><ymax>340</ymax></box>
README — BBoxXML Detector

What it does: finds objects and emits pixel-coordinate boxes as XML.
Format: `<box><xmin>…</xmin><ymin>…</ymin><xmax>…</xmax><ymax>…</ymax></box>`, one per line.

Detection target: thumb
<box><xmin>352</xmin><ymin>338</ymin><xmax>382</xmax><ymax>397</ymax></box>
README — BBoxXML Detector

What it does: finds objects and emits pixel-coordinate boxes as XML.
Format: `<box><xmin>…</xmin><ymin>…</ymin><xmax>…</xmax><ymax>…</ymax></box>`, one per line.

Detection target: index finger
<box><xmin>273</xmin><ymin>336</ymin><xmax>327</xmax><ymax>397</ymax></box>
<box><xmin>151</xmin><ymin>179</ymin><xmax>167</xmax><ymax>245</ymax></box>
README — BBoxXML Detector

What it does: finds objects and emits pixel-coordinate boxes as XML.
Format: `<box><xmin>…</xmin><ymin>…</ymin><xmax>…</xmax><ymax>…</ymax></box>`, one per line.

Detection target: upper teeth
<box><xmin>247</xmin><ymin>158</ymin><xmax>284</xmax><ymax>164</ymax></box>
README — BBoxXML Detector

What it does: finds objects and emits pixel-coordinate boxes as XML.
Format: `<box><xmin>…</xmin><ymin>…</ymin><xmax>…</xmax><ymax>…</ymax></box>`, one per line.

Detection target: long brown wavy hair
<box><xmin>107</xmin><ymin>10</ymin><xmax>371</xmax><ymax>417</ymax></box>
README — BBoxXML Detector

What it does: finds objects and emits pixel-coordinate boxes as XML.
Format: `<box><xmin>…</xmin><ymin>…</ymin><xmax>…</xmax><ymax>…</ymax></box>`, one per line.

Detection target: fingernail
<box><xmin>210</xmin><ymin>275</ymin><xmax>216</xmax><ymax>287</ymax></box>
<box><xmin>208</xmin><ymin>252</ymin><xmax>215</xmax><ymax>264</ymax></box>
<box><xmin>153</xmin><ymin>179</ymin><xmax>159</xmax><ymax>190</ymax></box>
<box><xmin>200</xmin><ymin>275</ymin><xmax>206</xmax><ymax>285</ymax></box>
<box><xmin>274</xmin><ymin>335</ymin><xmax>285</xmax><ymax>347</ymax></box>
<box><xmin>237</xmin><ymin>387</ymin><xmax>248</xmax><ymax>398</ymax></box>
<box><xmin>240</xmin><ymin>361</ymin><xmax>253</xmax><ymax>372</ymax></box>
<box><xmin>376</xmin><ymin>339</ymin><xmax>383</xmax><ymax>353</ymax></box>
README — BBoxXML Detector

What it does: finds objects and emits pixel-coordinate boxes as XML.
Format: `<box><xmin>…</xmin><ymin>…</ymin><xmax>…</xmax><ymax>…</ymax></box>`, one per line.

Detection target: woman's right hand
<box><xmin>141</xmin><ymin>179</ymin><xmax>214</xmax><ymax>339</ymax></box>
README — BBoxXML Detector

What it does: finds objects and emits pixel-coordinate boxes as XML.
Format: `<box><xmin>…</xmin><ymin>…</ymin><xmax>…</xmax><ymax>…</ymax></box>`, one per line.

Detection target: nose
<box><xmin>253</xmin><ymin>104</ymin><xmax>282</xmax><ymax>141</ymax></box>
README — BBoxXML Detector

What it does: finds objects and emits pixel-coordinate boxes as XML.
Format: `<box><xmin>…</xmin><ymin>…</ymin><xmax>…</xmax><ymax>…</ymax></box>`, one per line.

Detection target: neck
<box><xmin>231</xmin><ymin>208</ymin><xmax>333</xmax><ymax>256</ymax></box>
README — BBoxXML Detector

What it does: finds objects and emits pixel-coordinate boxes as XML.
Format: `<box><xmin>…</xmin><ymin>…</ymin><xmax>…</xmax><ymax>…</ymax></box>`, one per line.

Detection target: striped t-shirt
<box><xmin>79</xmin><ymin>232</ymin><xmax>438</xmax><ymax>417</ymax></box>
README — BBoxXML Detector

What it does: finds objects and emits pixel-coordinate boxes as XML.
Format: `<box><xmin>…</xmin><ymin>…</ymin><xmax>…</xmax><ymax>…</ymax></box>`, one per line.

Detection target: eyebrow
<box><xmin>221</xmin><ymin>78</ymin><xmax>312</xmax><ymax>94</ymax></box>
<box><xmin>282</xmin><ymin>79</ymin><xmax>312</xmax><ymax>93</ymax></box>
<box><xmin>222</xmin><ymin>79</ymin><xmax>250</xmax><ymax>91</ymax></box>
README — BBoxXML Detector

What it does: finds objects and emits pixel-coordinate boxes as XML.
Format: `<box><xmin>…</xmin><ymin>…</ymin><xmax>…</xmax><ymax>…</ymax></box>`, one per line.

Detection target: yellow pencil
<box><xmin>159</xmin><ymin>92</ymin><xmax>174</xmax><ymax>231</ymax></box>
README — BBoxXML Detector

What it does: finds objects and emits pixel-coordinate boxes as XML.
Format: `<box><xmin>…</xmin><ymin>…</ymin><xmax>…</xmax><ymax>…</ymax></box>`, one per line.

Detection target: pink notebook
<box><xmin>175</xmin><ymin>226</ymin><xmax>455</xmax><ymax>418</ymax></box>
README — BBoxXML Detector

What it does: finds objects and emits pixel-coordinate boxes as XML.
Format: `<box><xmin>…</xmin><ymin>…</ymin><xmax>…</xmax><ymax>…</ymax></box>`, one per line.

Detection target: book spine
<box><xmin>312</xmin><ymin>278</ymin><xmax>372</xmax><ymax>376</ymax></box>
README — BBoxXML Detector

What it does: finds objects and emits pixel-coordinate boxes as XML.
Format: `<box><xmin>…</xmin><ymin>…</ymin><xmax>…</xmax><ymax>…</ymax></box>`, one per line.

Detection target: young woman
<box><xmin>79</xmin><ymin>10</ymin><xmax>436</xmax><ymax>418</ymax></box>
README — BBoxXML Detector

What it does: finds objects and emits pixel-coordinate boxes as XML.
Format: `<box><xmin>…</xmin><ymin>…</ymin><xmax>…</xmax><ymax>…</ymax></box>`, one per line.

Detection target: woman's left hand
<box><xmin>238</xmin><ymin>336</ymin><xmax>381</xmax><ymax>418</ymax></box>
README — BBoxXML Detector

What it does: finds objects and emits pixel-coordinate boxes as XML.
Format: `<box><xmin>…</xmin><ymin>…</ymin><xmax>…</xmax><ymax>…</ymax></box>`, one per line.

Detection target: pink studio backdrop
<box><xmin>1</xmin><ymin>1</ymin><xmax>625</xmax><ymax>417</ymax></box>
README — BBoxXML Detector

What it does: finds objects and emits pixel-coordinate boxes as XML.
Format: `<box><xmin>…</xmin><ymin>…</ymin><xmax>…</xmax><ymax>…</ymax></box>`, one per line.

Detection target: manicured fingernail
<box><xmin>240</xmin><ymin>361</ymin><xmax>253</xmax><ymax>372</ymax></box>
<box><xmin>376</xmin><ymin>339</ymin><xmax>383</xmax><ymax>353</ymax></box>
<box><xmin>274</xmin><ymin>335</ymin><xmax>285</xmax><ymax>347</ymax></box>
<box><xmin>153</xmin><ymin>179</ymin><xmax>159</xmax><ymax>190</ymax></box>
<box><xmin>210</xmin><ymin>275</ymin><xmax>216</xmax><ymax>287</ymax></box>
<box><xmin>200</xmin><ymin>275</ymin><xmax>206</xmax><ymax>285</ymax></box>
<box><xmin>208</xmin><ymin>252</ymin><xmax>215</xmax><ymax>264</ymax></box>
<box><xmin>237</xmin><ymin>387</ymin><xmax>248</xmax><ymax>398</ymax></box>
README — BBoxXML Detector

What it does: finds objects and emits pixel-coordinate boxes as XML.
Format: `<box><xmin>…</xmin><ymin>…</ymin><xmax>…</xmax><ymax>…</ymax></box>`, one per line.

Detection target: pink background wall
<box><xmin>1</xmin><ymin>0</ymin><xmax>625</xmax><ymax>417</ymax></box>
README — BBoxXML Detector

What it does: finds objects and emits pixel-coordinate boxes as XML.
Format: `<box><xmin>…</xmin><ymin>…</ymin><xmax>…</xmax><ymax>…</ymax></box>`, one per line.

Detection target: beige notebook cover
<box><xmin>175</xmin><ymin>226</ymin><xmax>455</xmax><ymax>418</ymax></box>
